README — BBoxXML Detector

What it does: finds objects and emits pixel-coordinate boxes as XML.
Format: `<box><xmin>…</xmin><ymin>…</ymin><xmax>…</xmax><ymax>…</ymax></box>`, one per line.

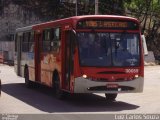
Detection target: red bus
<box><xmin>14</xmin><ymin>15</ymin><xmax>144</xmax><ymax>101</ymax></box>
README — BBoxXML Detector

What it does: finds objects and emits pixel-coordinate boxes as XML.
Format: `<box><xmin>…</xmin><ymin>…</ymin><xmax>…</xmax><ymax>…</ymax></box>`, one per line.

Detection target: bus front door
<box><xmin>64</xmin><ymin>30</ymin><xmax>74</xmax><ymax>91</ymax></box>
<box><xmin>35</xmin><ymin>33</ymin><xmax>41</xmax><ymax>83</ymax></box>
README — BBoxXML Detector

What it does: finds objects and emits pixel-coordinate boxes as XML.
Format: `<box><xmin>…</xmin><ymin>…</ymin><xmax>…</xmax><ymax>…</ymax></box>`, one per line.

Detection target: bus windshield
<box><xmin>77</xmin><ymin>32</ymin><xmax>140</xmax><ymax>67</ymax></box>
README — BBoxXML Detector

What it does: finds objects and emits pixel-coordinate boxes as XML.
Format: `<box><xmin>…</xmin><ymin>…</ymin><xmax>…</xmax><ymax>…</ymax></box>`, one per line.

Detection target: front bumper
<box><xmin>73</xmin><ymin>77</ymin><xmax>144</xmax><ymax>93</ymax></box>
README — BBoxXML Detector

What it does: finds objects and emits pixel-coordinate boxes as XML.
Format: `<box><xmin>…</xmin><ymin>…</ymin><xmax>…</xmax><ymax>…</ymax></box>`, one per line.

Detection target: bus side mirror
<box><xmin>141</xmin><ymin>35</ymin><xmax>148</xmax><ymax>56</ymax></box>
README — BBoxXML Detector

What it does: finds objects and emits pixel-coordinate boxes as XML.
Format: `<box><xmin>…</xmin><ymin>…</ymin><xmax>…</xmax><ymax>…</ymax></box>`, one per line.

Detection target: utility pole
<box><xmin>75</xmin><ymin>0</ymin><xmax>77</xmax><ymax>16</ymax></box>
<box><xmin>95</xmin><ymin>0</ymin><xmax>99</xmax><ymax>15</ymax></box>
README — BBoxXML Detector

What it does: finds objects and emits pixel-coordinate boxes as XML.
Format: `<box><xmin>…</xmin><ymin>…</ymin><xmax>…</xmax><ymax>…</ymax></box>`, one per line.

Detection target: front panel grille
<box><xmin>88</xmin><ymin>86</ymin><xmax>134</xmax><ymax>91</ymax></box>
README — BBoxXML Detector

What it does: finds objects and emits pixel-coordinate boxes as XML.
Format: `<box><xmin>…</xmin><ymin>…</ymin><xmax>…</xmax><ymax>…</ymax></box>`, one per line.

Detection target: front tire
<box><xmin>24</xmin><ymin>67</ymin><xmax>32</xmax><ymax>88</ymax></box>
<box><xmin>54</xmin><ymin>74</ymin><xmax>66</xmax><ymax>99</ymax></box>
<box><xmin>105</xmin><ymin>93</ymin><xmax>117</xmax><ymax>102</ymax></box>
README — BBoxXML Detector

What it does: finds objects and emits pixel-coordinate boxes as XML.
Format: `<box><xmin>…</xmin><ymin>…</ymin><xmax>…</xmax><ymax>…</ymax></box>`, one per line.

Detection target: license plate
<box><xmin>106</xmin><ymin>84</ymin><xmax>118</xmax><ymax>88</ymax></box>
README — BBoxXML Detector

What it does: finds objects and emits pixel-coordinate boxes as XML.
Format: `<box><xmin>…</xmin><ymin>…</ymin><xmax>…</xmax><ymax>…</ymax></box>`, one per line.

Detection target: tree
<box><xmin>125</xmin><ymin>0</ymin><xmax>160</xmax><ymax>56</ymax></box>
<box><xmin>99</xmin><ymin>0</ymin><xmax>125</xmax><ymax>15</ymax></box>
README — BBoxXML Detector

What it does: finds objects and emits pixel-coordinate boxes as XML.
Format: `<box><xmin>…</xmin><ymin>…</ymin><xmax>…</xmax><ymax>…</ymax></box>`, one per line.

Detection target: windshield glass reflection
<box><xmin>77</xmin><ymin>32</ymin><xmax>140</xmax><ymax>67</ymax></box>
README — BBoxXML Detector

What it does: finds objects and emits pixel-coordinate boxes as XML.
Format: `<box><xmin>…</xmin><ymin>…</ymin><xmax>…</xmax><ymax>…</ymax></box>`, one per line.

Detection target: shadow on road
<box><xmin>1</xmin><ymin>83</ymin><xmax>140</xmax><ymax>113</ymax></box>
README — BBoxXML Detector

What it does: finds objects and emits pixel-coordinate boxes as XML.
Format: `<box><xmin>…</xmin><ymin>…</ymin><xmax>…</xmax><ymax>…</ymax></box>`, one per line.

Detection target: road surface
<box><xmin>0</xmin><ymin>64</ymin><xmax>160</xmax><ymax>119</ymax></box>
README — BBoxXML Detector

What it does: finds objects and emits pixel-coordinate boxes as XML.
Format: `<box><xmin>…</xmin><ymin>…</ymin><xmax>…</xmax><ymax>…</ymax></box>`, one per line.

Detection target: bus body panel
<box><xmin>73</xmin><ymin>77</ymin><xmax>144</xmax><ymax>93</ymax></box>
<box><xmin>14</xmin><ymin>15</ymin><xmax>144</xmax><ymax>94</ymax></box>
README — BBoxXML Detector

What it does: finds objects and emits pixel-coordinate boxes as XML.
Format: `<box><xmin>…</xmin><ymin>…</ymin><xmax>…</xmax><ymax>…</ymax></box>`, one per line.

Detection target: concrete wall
<box><xmin>0</xmin><ymin>2</ymin><xmax>41</xmax><ymax>65</ymax></box>
<box><xmin>0</xmin><ymin>3</ymin><xmax>41</xmax><ymax>41</ymax></box>
<box><xmin>144</xmin><ymin>51</ymin><xmax>155</xmax><ymax>63</ymax></box>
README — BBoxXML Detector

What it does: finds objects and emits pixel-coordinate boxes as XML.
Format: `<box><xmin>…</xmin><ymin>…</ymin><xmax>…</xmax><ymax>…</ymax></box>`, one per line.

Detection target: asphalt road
<box><xmin>0</xmin><ymin>64</ymin><xmax>160</xmax><ymax>119</ymax></box>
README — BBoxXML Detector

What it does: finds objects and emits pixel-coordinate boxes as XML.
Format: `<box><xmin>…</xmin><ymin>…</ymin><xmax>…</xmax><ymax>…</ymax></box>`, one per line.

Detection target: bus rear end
<box><xmin>72</xmin><ymin>15</ymin><xmax>144</xmax><ymax>101</ymax></box>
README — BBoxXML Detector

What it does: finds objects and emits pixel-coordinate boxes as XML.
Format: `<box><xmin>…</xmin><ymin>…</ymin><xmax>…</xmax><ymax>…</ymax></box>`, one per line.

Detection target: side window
<box><xmin>29</xmin><ymin>31</ymin><xmax>34</xmax><ymax>52</ymax></box>
<box><xmin>22</xmin><ymin>32</ymin><xmax>29</xmax><ymax>52</ymax></box>
<box><xmin>15</xmin><ymin>33</ymin><xmax>22</xmax><ymax>52</ymax></box>
<box><xmin>42</xmin><ymin>29</ymin><xmax>51</xmax><ymax>52</ymax></box>
<box><xmin>51</xmin><ymin>28</ymin><xmax>61</xmax><ymax>52</ymax></box>
<box><xmin>42</xmin><ymin>27</ymin><xmax>61</xmax><ymax>52</ymax></box>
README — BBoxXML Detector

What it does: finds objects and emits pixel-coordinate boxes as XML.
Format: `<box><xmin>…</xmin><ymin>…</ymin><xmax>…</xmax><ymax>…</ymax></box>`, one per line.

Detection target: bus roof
<box><xmin>16</xmin><ymin>15</ymin><xmax>138</xmax><ymax>32</ymax></box>
<box><xmin>70</xmin><ymin>15</ymin><xmax>137</xmax><ymax>21</ymax></box>
<box><xmin>16</xmin><ymin>25</ymin><xmax>33</xmax><ymax>32</ymax></box>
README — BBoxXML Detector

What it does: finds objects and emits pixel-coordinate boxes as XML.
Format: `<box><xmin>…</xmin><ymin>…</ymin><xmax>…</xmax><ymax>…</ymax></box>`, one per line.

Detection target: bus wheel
<box><xmin>54</xmin><ymin>75</ymin><xmax>65</xmax><ymax>99</ymax></box>
<box><xmin>24</xmin><ymin>67</ymin><xmax>32</xmax><ymax>88</ymax></box>
<box><xmin>105</xmin><ymin>93</ymin><xmax>117</xmax><ymax>102</ymax></box>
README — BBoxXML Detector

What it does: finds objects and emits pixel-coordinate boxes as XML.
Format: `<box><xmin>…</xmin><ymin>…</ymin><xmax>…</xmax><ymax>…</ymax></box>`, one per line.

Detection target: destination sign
<box><xmin>86</xmin><ymin>21</ymin><xmax>128</xmax><ymax>28</ymax></box>
<box><xmin>77</xmin><ymin>20</ymin><xmax>139</xmax><ymax>30</ymax></box>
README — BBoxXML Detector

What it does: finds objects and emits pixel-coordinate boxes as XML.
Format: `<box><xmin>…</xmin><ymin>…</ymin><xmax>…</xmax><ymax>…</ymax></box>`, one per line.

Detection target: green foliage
<box><xmin>125</xmin><ymin>0</ymin><xmax>160</xmax><ymax>56</ymax></box>
<box><xmin>99</xmin><ymin>0</ymin><xmax>125</xmax><ymax>15</ymax></box>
